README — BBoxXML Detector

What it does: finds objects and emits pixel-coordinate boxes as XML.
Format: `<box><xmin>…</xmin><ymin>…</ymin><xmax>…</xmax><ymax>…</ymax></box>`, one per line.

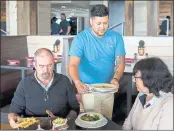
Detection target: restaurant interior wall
<box><xmin>25</xmin><ymin>35</ymin><xmax>173</xmax><ymax>74</ymax></box>
<box><xmin>108</xmin><ymin>1</ymin><xmax>125</xmax><ymax>35</ymax></box>
<box><xmin>2</xmin><ymin>1</ymin><xmax>174</xmax><ymax>36</ymax></box>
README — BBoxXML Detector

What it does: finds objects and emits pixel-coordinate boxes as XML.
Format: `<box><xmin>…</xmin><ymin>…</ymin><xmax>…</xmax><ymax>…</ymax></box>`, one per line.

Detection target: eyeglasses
<box><xmin>133</xmin><ymin>76</ymin><xmax>142</xmax><ymax>81</ymax></box>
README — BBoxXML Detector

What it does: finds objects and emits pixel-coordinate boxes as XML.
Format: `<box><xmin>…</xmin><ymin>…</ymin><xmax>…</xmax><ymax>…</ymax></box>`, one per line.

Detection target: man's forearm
<box><xmin>66</xmin><ymin>110</ymin><xmax>79</xmax><ymax>120</ymax></box>
<box><xmin>66</xmin><ymin>26</ymin><xmax>71</xmax><ymax>35</ymax></box>
<box><xmin>113</xmin><ymin>56</ymin><xmax>125</xmax><ymax>81</ymax></box>
<box><xmin>69</xmin><ymin>65</ymin><xmax>80</xmax><ymax>84</ymax></box>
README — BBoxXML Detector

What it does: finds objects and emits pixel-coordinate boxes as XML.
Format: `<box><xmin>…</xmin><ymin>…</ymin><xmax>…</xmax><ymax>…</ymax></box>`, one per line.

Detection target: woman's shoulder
<box><xmin>160</xmin><ymin>92</ymin><xmax>173</xmax><ymax>108</ymax></box>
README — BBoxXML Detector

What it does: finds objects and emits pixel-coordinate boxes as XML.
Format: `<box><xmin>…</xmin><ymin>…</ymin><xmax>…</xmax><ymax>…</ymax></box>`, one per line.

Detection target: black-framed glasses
<box><xmin>133</xmin><ymin>76</ymin><xmax>142</xmax><ymax>81</ymax></box>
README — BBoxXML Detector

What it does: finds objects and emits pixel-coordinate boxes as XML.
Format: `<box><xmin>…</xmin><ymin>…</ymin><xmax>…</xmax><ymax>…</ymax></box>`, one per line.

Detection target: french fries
<box><xmin>17</xmin><ymin>117</ymin><xmax>38</xmax><ymax>128</ymax></box>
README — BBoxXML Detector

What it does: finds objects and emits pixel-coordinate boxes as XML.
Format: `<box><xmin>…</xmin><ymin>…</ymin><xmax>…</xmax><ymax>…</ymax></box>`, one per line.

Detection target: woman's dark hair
<box><xmin>90</xmin><ymin>4</ymin><xmax>109</xmax><ymax>17</ymax></box>
<box><xmin>133</xmin><ymin>57</ymin><xmax>173</xmax><ymax>97</ymax></box>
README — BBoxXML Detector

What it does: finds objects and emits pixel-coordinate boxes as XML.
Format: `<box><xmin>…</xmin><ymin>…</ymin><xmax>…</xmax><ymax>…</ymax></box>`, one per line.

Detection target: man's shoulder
<box><xmin>54</xmin><ymin>72</ymin><xmax>69</xmax><ymax>81</ymax></box>
<box><xmin>16</xmin><ymin>73</ymin><xmax>34</xmax><ymax>89</ymax></box>
<box><xmin>106</xmin><ymin>29</ymin><xmax>122</xmax><ymax>37</ymax></box>
<box><xmin>54</xmin><ymin>73</ymin><xmax>71</xmax><ymax>88</ymax></box>
<box><xmin>20</xmin><ymin>73</ymin><xmax>34</xmax><ymax>84</ymax></box>
<box><xmin>75</xmin><ymin>28</ymin><xmax>91</xmax><ymax>39</ymax></box>
<box><xmin>78</xmin><ymin>28</ymin><xmax>89</xmax><ymax>34</ymax></box>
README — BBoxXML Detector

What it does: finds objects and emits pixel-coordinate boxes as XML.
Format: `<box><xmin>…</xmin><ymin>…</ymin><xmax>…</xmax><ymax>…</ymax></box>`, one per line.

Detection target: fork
<box><xmin>88</xmin><ymin>84</ymin><xmax>96</xmax><ymax>92</ymax></box>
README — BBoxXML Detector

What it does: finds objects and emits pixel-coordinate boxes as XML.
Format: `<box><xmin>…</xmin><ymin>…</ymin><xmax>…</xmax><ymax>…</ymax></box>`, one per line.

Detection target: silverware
<box><xmin>88</xmin><ymin>84</ymin><xmax>96</xmax><ymax>92</ymax></box>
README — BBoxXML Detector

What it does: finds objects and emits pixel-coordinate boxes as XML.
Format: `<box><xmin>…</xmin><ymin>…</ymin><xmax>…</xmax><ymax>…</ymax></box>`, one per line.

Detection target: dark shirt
<box><xmin>60</xmin><ymin>20</ymin><xmax>70</xmax><ymax>35</ymax></box>
<box><xmin>51</xmin><ymin>23</ymin><xmax>61</xmax><ymax>35</ymax></box>
<box><xmin>159</xmin><ymin>20</ymin><xmax>170</xmax><ymax>35</ymax></box>
<box><xmin>9</xmin><ymin>72</ymin><xmax>80</xmax><ymax>118</ymax></box>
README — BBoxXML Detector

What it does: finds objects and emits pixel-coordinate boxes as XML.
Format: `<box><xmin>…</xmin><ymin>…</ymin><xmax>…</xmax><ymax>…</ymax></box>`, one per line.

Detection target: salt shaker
<box><xmin>145</xmin><ymin>53</ymin><xmax>148</xmax><ymax>58</ymax></box>
<box><xmin>134</xmin><ymin>53</ymin><xmax>137</xmax><ymax>62</ymax></box>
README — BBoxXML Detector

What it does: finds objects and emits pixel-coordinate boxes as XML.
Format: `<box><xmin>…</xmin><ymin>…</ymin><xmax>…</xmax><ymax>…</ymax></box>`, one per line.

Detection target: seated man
<box><xmin>8</xmin><ymin>48</ymin><xmax>80</xmax><ymax>128</ymax></box>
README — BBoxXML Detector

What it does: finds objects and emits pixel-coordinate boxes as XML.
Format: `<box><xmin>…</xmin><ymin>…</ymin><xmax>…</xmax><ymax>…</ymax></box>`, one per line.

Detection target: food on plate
<box><xmin>92</xmin><ymin>84</ymin><xmax>116</xmax><ymax>88</ymax></box>
<box><xmin>80</xmin><ymin>113</ymin><xmax>100</xmax><ymax>121</ymax></box>
<box><xmin>52</xmin><ymin>117</ymin><xmax>67</xmax><ymax>125</ymax></box>
<box><xmin>17</xmin><ymin>117</ymin><xmax>38</xmax><ymax>128</ymax></box>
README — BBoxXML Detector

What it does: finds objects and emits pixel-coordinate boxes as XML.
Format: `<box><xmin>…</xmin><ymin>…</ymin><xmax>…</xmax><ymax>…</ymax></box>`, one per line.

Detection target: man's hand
<box><xmin>46</xmin><ymin>110</ymin><xmax>56</xmax><ymax>118</ymax></box>
<box><xmin>110</xmin><ymin>78</ymin><xmax>119</xmax><ymax>88</ymax></box>
<box><xmin>75</xmin><ymin>80</ymin><xmax>89</xmax><ymax>94</ymax></box>
<box><xmin>8</xmin><ymin>114</ymin><xmax>20</xmax><ymax>129</ymax></box>
<box><xmin>59</xmin><ymin>29</ymin><xmax>63</xmax><ymax>34</ymax></box>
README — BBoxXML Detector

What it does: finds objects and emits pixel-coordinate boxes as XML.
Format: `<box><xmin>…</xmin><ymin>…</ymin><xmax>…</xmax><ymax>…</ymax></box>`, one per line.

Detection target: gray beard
<box><xmin>42</xmin><ymin>73</ymin><xmax>50</xmax><ymax>80</ymax></box>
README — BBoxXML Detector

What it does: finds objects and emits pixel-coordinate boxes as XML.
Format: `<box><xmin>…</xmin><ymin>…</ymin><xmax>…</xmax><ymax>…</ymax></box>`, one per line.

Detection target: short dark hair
<box><xmin>166</xmin><ymin>16</ymin><xmax>170</xmax><ymax>19</ymax></box>
<box><xmin>61</xmin><ymin>13</ymin><xmax>66</xmax><ymax>16</ymax></box>
<box><xmin>52</xmin><ymin>17</ymin><xmax>57</xmax><ymax>22</ymax></box>
<box><xmin>90</xmin><ymin>4</ymin><xmax>109</xmax><ymax>17</ymax></box>
<box><xmin>133</xmin><ymin>57</ymin><xmax>173</xmax><ymax>97</ymax></box>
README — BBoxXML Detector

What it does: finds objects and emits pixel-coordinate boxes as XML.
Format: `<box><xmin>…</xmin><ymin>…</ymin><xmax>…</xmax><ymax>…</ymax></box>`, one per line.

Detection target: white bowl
<box><xmin>9</xmin><ymin>62</ymin><xmax>17</xmax><ymax>65</ymax></box>
<box><xmin>52</xmin><ymin>118</ymin><xmax>67</xmax><ymax>128</ymax></box>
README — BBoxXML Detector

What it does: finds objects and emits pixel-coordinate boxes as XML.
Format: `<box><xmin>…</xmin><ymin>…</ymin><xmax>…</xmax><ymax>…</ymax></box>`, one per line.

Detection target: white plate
<box><xmin>75</xmin><ymin>112</ymin><xmax>108</xmax><ymax>129</ymax></box>
<box><xmin>93</xmin><ymin>88</ymin><xmax>118</xmax><ymax>93</ymax></box>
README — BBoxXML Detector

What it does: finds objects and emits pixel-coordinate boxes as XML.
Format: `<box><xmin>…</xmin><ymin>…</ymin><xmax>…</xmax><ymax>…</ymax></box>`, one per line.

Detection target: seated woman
<box><xmin>122</xmin><ymin>57</ymin><xmax>173</xmax><ymax>130</ymax></box>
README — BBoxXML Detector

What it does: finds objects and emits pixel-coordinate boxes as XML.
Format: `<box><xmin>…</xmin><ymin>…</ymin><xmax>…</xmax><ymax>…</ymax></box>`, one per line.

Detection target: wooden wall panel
<box><xmin>134</xmin><ymin>1</ymin><xmax>147</xmax><ymax>36</ymax></box>
<box><xmin>147</xmin><ymin>1</ymin><xmax>159</xmax><ymax>36</ymax></box>
<box><xmin>37</xmin><ymin>1</ymin><xmax>51</xmax><ymax>35</ymax></box>
<box><xmin>1</xmin><ymin>36</ymin><xmax>28</xmax><ymax>63</ymax></box>
<box><xmin>17</xmin><ymin>1</ymin><xmax>30</xmax><ymax>35</ymax></box>
<box><xmin>125</xmin><ymin>1</ymin><xmax>134</xmax><ymax>36</ymax></box>
<box><xmin>30</xmin><ymin>1</ymin><xmax>38</xmax><ymax>35</ymax></box>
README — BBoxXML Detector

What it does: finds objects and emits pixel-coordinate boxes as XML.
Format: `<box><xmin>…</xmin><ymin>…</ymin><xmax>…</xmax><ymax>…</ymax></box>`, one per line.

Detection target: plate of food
<box><xmin>75</xmin><ymin>112</ymin><xmax>107</xmax><ymax>128</ymax></box>
<box><xmin>90</xmin><ymin>83</ymin><xmax>118</xmax><ymax>92</ymax></box>
<box><xmin>16</xmin><ymin>117</ymin><xmax>38</xmax><ymax>130</ymax></box>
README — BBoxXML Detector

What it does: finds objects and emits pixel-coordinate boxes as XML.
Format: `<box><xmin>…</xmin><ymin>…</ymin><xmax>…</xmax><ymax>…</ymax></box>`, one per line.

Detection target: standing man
<box><xmin>60</xmin><ymin>13</ymin><xmax>71</xmax><ymax>35</ymax></box>
<box><xmin>51</xmin><ymin>17</ymin><xmax>62</xmax><ymax>35</ymax></box>
<box><xmin>159</xmin><ymin>16</ymin><xmax>171</xmax><ymax>35</ymax></box>
<box><xmin>69</xmin><ymin>4</ymin><xmax>126</xmax><ymax>119</ymax></box>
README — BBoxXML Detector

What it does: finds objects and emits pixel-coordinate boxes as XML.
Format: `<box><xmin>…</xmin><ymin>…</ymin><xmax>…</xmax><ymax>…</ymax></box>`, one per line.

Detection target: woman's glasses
<box><xmin>133</xmin><ymin>76</ymin><xmax>142</xmax><ymax>81</ymax></box>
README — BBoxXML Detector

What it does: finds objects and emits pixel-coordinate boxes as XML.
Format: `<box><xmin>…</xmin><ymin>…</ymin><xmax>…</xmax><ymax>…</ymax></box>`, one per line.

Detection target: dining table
<box><xmin>0</xmin><ymin>117</ymin><xmax>122</xmax><ymax>130</ymax></box>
